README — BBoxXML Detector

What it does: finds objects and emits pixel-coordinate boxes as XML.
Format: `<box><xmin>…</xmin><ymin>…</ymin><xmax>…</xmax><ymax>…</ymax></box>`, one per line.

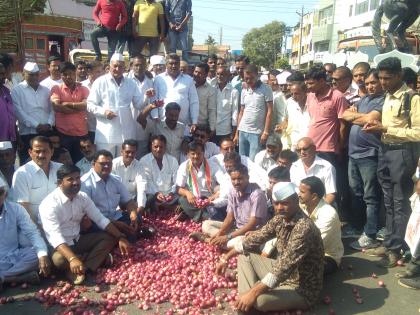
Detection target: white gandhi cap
<box><xmin>0</xmin><ymin>141</ymin><xmax>13</xmax><ymax>150</ymax></box>
<box><xmin>110</xmin><ymin>53</ymin><xmax>125</xmax><ymax>62</ymax></box>
<box><xmin>23</xmin><ymin>62</ymin><xmax>40</xmax><ymax>73</ymax></box>
<box><xmin>272</xmin><ymin>182</ymin><xmax>297</xmax><ymax>202</ymax></box>
<box><xmin>150</xmin><ymin>55</ymin><xmax>165</xmax><ymax>66</ymax></box>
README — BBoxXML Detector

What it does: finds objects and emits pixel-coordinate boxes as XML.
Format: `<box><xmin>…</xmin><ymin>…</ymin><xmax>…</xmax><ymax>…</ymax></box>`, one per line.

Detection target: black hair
<box><xmin>268</xmin><ymin>166</ymin><xmax>290</xmax><ymax>182</ymax></box>
<box><xmin>206</xmin><ymin>54</ymin><xmax>218</xmax><ymax>62</ymax></box>
<box><xmin>195</xmin><ymin>124</ymin><xmax>212</xmax><ymax>134</ymax></box>
<box><xmin>187</xmin><ymin>141</ymin><xmax>205</xmax><ymax>152</ymax></box>
<box><xmin>150</xmin><ymin>134</ymin><xmax>167</xmax><ymax>145</ymax></box>
<box><xmin>0</xmin><ymin>53</ymin><xmax>13</xmax><ymax>69</ymax></box>
<box><xmin>47</xmin><ymin>55</ymin><xmax>61</xmax><ymax>65</ymax></box>
<box><xmin>335</xmin><ymin>66</ymin><xmax>352</xmax><ymax>79</ymax></box>
<box><xmin>89</xmin><ymin>60</ymin><xmax>104</xmax><ymax>71</ymax></box>
<box><xmin>377</xmin><ymin>57</ymin><xmax>402</xmax><ymax>74</ymax></box>
<box><xmin>167</xmin><ymin>53</ymin><xmax>180</xmax><ymax>63</ymax></box>
<box><xmin>131</xmin><ymin>54</ymin><xmax>145</xmax><ymax>62</ymax></box>
<box><xmin>75</xmin><ymin>60</ymin><xmax>87</xmax><ymax>67</ymax></box>
<box><xmin>122</xmin><ymin>139</ymin><xmax>138</xmax><ymax>149</ymax></box>
<box><xmin>30</xmin><ymin>136</ymin><xmax>53</xmax><ymax>150</ymax></box>
<box><xmin>244</xmin><ymin>64</ymin><xmax>258</xmax><ymax>74</ymax></box>
<box><xmin>93</xmin><ymin>150</ymin><xmax>113</xmax><ymax>162</ymax></box>
<box><xmin>353</xmin><ymin>62</ymin><xmax>370</xmax><ymax>73</ymax></box>
<box><xmin>235</xmin><ymin>55</ymin><xmax>250</xmax><ymax>64</ymax></box>
<box><xmin>57</xmin><ymin>164</ymin><xmax>81</xmax><ymax>181</ymax></box>
<box><xmin>59</xmin><ymin>62</ymin><xmax>76</xmax><ymax>73</ymax></box>
<box><xmin>79</xmin><ymin>135</ymin><xmax>93</xmax><ymax>144</ymax></box>
<box><xmin>279</xmin><ymin>149</ymin><xmax>298</xmax><ymax>163</ymax></box>
<box><xmin>402</xmin><ymin>67</ymin><xmax>417</xmax><ymax>87</ymax></box>
<box><xmin>366</xmin><ymin>68</ymin><xmax>379</xmax><ymax>80</ymax></box>
<box><xmin>165</xmin><ymin>102</ymin><xmax>181</xmax><ymax>111</ymax></box>
<box><xmin>195</xmin><ymin>62</ymin><xmax>210</xmax><ymax>74</ymax></box>
<box><xmin>52</xmin><ymin>147</ymin><xmax>71</xmax><ymax>161</ymax></box>
<box><xmin>223</xmin><ymin>151</ymin><xmax>242</xmax><ymax>164</ymax></box>
<box><xmin>301</xmin><ymin>176</ymin><xmax>326</xmax><ymax>198</ymax></box>
<box><xmin>228</xmin><ymin>163</ymin><xmax>249</xmax><ymax>176</ymax></box>
<box><xmin>269</xmin><ymin>69</ymin><xmax>280</xmax><ymax>77</ymax></box>
<box><xmin>286</xmin><ymin>71</ymin><xmax>305</xmax><ymax>82</ymax></box>
<box><xmin>305</xmin><ymin>65</ymin><xmax>327</xmax><ymax>81</ymax></box>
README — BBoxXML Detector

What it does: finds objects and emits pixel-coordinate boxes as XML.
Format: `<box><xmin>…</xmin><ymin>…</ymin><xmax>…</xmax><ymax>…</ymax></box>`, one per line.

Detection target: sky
<box><xmin>192</xmin><ymin>0</ymin><xmax>319</xmax><ymax>50</ymax></box>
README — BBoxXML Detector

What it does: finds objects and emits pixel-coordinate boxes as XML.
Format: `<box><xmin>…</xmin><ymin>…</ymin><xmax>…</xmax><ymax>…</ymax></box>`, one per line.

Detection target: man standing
<box><xmin>126</xmin><ymin>55</ymin><xmax>154</xmax><ymax>158</ymax></box>
<box><xmin>91</xmin><ymin>0</ymin><xmax>128</xmax><ymax>61</ymax></box>
<box><xmin>138</xmin><ymin>135</ymin><xmax>179</xmax><ymax>214</ymax></box>
<box><xmin>0</xmin><ymin>178</ymin><xmax>50</xmax><ymax>289</ymax></box>
<box><xmin>39</xmin><ymin>164</ymin><xmax>130</xmax><ymax>284</ymax></box>
<box><xmin>0</xmin><ymin>63</ymin><xmax>15</xmax><ymax>143</ymax></box>
<box><xmin>342</xmin><ymin>69</ymin><xmax>384</xmax><ymax>250</ymax></box>
<box><xmin>290</xmin><ymin>137</ymin><xmax>337</xmax><ymax>205</ymax></box>
<box><xmin>305</xmin><ymin>65</ymin><xmax>348</xmax><ymax>166</ymax></box>
<box><xmin>75</xmin><ymin>60</ymin><xmax>88</xmax><ymax>83</ymax></box>
<box><xmin>268</xmin><ymin>69</ymin><xmax>287</xmax><ymax>142</ymax></box>
<box><xmin>40</xmin><ymin>56</ymin><xmax>62</xmax><ymax>90</ymax></box>
<box><xmin>234</xmin><ymin>65</ymin><xmax>273</xmax><ymax>161</ymax></box>
<box><xmin>87</xmin><ymin>53</ymin><xmax>143</xmax><ymax>157</ymax></box>
<box><xmin>117</xmin><ymin>0</ymin><xmax>136</xmax><ymax>57</ymax></box>
<box><xmin>132</xmin><ymin>0</ymin><xmax>165</xmax><ymax>56</ymax></box>
<box><xmin>165</xmin><ymin>0</ymin><xmax>192</xmax><ymax>62</ymax></box>
<box><xmin>206</xmin><ymin>54</ymin><xmax>218</xmax><ymax>87</ymax></box>
<box><xmin>153</xmin><ymin>54</ymin><xmax>199</xmax><ymax>134</ymax></box>
<box><xmin>214</xmin><ymin>66</ymin><xmax>239</xmax><ymax>143</ymax></box>
<box><xmin>231</xmin><ymin>55</ymin><xmax>249</xmax><ymax>93</ymax></box>
<box><xmin>51</xmin><ymin>62</ymin><xmax>90</xmax><ymax>163</ymax></box>
<box><xmin>194</xmin><ymin>63</ymin><xmax>217</xmax><ymax>135</ymax></box>
<box><xmin>364</xmin><ymin>57</ymin><xmax>420</xmax><ymax>267</ymax></box>
<box><xmin>81</xmin><ymin>150</ymin><xmax>141</xmax><ymax>239</ymax></box>
<box><xmin>140</xmin><ymin>102</ymin><xmax>185</xmax><ymax>161</ymax></box>
<box><xmin>12</xmin><ymin>136</ymin><xmax>62</xmax><ymax>223</ymax></box>
<box><xmin>192</xmin><ymin>164</ymin><xmax>269</xmax><ymax>249</ymax></box>
<box><xmin>298</xmin><ymin>176</ymin><xmax>344</xmax><ymax>275</ymax></box>
<box><xmin>0</xmin><ymin>142</ymin><xmax>16</xmax><ymax>198</ymax></box>
<box><xmin>332</xmin><ymin>66</ymin><xmax>358</xmax><ymax>104</ymax></box>
<box><xmin>12</xmin><ymin>62</ymin><xmax>53</xmax><ymax>163</ymax></box>
<box><xmin>216</xmin><ymin>182</ymin><xmax>324</xmax><ymax>313</ymax></box>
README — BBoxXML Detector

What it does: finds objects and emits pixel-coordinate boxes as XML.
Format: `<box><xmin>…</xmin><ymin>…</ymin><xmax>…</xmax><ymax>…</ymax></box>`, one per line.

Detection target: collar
<box><xmin>344</xmin><ymin>85</ymin><xmax>357</xmax><ymax>96</ymax></box>
<box><xmin>106</xmin><ymin>73</ymin><xmax>125</xmax><ymax>85</ymax></box>
<box><xmin>28</xmin><ymin>160</ymin><xmax>51</xmax><ymax>174</ymax></box>
<box><xmin>310</xmin><ymin>198</ymin><xmax>327</xmax><ymax>219</ymax></box>
<box><xmin>62</xmin><ymin>82</ymin><xmax>82</xmax><ymax>92</ymax></box>
<box><xmin>234</xmin><ymin>183</ymin><xmax>254</xmax><ymax>196</ymax></box>
<box><xmin>247</xmin><ymin>80</ymin><xmax>263</xmax><ymax>92</ymax></box>
<box><xmin>390</xmin><ymin>83</ymin><xmax>410</xmax><ymax>99</ymax></box>
<box><xmin>164</xmin><ymin>71</ymin><xmax>182</xmax><ymax>81</ymax></box>
<box><xmin>218</xmin><ymin>82</ymin><xmax>232</xmax><ymax>91</ymax></box>
<box><xmin>282</xmin><ymin>208</ymin><xmax>305</xmax><ymax>227</ymax></box>
<box><xmin>315</xmin><ymin>87</ymin><xmax>333</xmax><ymax>100</ymax></box>
<box><xmin>91</xmin><ymin>169</ymin><xmax>105</xmax><ymax>183</ymax></box>
<box><xmin>57</xmin><ymin>188</ymin><xmax>71</xmax><ymax>204</ymax></box>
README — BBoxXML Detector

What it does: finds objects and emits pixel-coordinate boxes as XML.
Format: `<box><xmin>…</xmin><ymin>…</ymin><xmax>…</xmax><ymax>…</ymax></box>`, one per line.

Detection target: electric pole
<box><xmin>219</xmin><ymin>27</ymin><xmax>223</xmax><ymax>45</ymax></box>
<box><xmin>297</xmin><ymin>5</ymin><xmax>305</xmax><ymax>69</ymax></box>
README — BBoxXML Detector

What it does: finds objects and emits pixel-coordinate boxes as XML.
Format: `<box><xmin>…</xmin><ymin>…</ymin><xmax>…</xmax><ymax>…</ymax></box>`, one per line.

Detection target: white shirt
<box><xmin>271</xmin><ymin>91</ymin><xmax>287</xmax><ymax>131</ymax></box>
<box><xmin>216</xmin><ymin>83</ymin><xmax>239</xmax><ymax>136</ymax></box>
<box><xmin>12</xmin><ymin>161</ymin><xmax>62</xmax><ymax>221</ymax></box>
<box><xmin>147</xmin><ymin>119</ymin><xmax>185</xmax><ymax>161</ymax></box>
<box><xmin>176</xmin><ymin>159</ymin><xmax>219</xmax><ymax>198</ymax></box>
<box><xmin>290</xmin><ymin>156</ymin><xmax>337</xmax><ymax>195</ymax></box>
<box><xmin>153</xmin><ymin>72</ymin><xmax>199</xmax><ymax>126</ymax></box>
<box><xmin>75</xmin><ymin>157</ymin><xmax>92</xmax><ymax>176</ymax></box>
<box><xmin>285</xmin><ymin>97</ymin><xmax>310</xmax><ymax>150</ymax></box>
<box><xmin>40</xmin><ymin>76</ymin><xmax>62</xmax><ymax>90</ymax></box>
<box><xmin>303</xmin><ymin>199</ymin><xmax>344</xmax><ymax>265</ymax></box>
<box><xmin>254</xmin><ymin>149</ymin><xmax>277</xmax><ymax>171</ymax></box>
<box><xmin>11</xmin><ymin>81</ymin><xmax>54</xmax><ymax>135</ymax></box>
<box><xmin>179</xmin><ymin>142</ymin><xmax>220</xmax><ymax>163</ymax></box>
<box><xmin>39</xmin><ymin>188</ymin><xmax>110</xmax><ymax>248</ymax></box>
<box><xmin>81</xmin><ymin>78</ymin><xmax>97</xmax><ymax>132</ymax></box>
<box><xmin>87</xmin><ymin>73</ymin><xmax>143</xmax><ymax>144</ymax></box>
<box><xmin>112</xmin><ymin>156</ymin><xmax>142</xmax><ymax>200</ymax></box>
<box><xmin>126</xmin><ymin>72</ymin><xmax>154</xmax><ymax>141</ymax></box>
<box><xmin>138</xmin><ymin>153</ymin><xmax>179</xmax><ymax>207</ymax></box>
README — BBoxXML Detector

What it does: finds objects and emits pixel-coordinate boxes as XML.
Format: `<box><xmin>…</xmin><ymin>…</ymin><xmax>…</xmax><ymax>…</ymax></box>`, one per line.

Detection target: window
<box><xmin>349</xmin><ymin>5</ymin><xmax>353</xmax><ymax>17</ymax></box>
<box><xmin>370</xmin><ymin>0</ymin><xmax>380</xmax><ymax>10</ymax></box>
<box><xmin>319</xmin><ymin>6</ymin><xmax>333</xmax><ymax>26</ymax></box>
<box><xmin>37</xmin><ymin>39</ymin><xmax>45</xmax><ymax>50</ymax></box>
<box><xmin>355</xmin><ymin>0</ymin><xmax>369</xmax><ymax>15</ymax></box>
<box><xmin>25</xmin><ymin>38</ymin><xmax>33</xmax><ymax>49</ymax></box>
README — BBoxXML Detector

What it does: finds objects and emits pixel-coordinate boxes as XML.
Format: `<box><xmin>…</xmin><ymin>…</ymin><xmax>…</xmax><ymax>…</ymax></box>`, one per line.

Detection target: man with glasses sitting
<box><xmin>290</xmin><ymin>137</ymin><xmax>337</xmax><ymax>205</ymax></box>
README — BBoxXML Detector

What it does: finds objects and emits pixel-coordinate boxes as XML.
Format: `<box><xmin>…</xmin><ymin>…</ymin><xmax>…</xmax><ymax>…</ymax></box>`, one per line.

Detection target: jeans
<box><xmin>133</xmin><ymin>36</ymin><xmax>160</xmax><ymax>56</ymax></box>
<box><xmin>116</xmin><ymin>34</ymin><xmax>134</xmax><ymax>57</ymax></box>
<box><xmin>58</xmin><ymin>132</ymin><xmax>87</xmax><ymax>164</ymax></box>
<box><xmin>348</xmin><ymin>156</ymin><xmax>381</xmax><ymax>236</ymax></box>
<box><xmin>168</xmin><ymin>28</ymin><xmax>189</xmax><ymax>62</ymax></box>
<box><xmin>377</xmin><ymin>145</ymin><xmax>416</xmax><ymax>252</ymax></box>
<box><xmin>238</xmin><ymin>131</ymin><xmax>262</xmax><ymax>161</ymax></box>
<box><xmin>90</xmin><ymin>26</ymin><xmax>120</xmax><ymax>61</ymax></box>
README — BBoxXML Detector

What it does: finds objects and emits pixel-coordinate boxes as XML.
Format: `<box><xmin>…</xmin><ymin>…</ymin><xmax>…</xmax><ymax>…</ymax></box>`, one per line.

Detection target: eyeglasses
<box><xmin>95</xmin><ymin>161</ymin><xmax>112</xmax><ymax>166</ymax></box>
<box><xmin>296</xmin><ymin>146</ymin><xmax>311</xmax><ymax>152</ymax></box>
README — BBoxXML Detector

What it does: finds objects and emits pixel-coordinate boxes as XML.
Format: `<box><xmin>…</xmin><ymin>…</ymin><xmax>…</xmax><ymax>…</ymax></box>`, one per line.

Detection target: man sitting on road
<box><xmin>39</xmin><ymin>165</ymin><xmax>130</xmax><ymax>285</ymax></box>
<box><xmin>138</xmin><ymin>135</ymin><xmax>179</xmax><ymax>215</ymax></box>
<box><xmin>290</xmin><ymin>137</ymin><xmax>337</xmax><ymax>205</ymax></box>
<box><xmin>216</xmin><ymin>182</ymin><xmax>324</xmax><ymax>313</ymax></box>
<box><xmin>0</xmin><ymin>177</ymin><xmax>50</xmax><ymax>291</ymax></box>
<box><xmin>298</xmin><ymin>176</ymin><xmax>344</xmax><ymax>275</ymax></box>
<box><xmin>190</xmin><ymin>164</ymin><xmax>268</xmax><ymax>249</ymax></box>
<box><xmin>254</xmin><ymin>135</ymin><xmax>282</xmax><ymax>171</ymax></box>
<box><xmin>81</xmin><ymin>150</ymin><xmax>141</xmax><ymax>241</ymax></box>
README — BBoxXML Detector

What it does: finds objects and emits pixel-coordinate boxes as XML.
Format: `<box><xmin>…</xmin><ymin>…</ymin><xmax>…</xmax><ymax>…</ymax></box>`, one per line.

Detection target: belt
<box><xmin>382</xmin><ymin>142</ymin><xmax>412</xmax><ymax>151</ymax></box>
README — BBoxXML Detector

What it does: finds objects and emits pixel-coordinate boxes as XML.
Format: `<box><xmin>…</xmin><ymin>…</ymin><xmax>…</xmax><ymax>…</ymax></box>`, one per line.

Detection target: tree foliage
<box><xmin>204</xmin><ymin>35</ymin><xmax>218</xmax><ymax>55</ymax></box>
<box><xmin>242</xmin><ymin>21</ymin><xmax>285</xmax><ymax>68</ymax></box>
<box><xmin>274</xmin><ymin>57</ymin><xmax>289</xmax><ymax>70</ymax></box>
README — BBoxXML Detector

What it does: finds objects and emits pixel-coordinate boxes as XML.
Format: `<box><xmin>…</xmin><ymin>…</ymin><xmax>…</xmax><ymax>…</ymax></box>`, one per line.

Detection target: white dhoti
<box><xmin>0</xmin><ymin>247</ymin><xmax>38</xmax><ymax>280</ymax></box>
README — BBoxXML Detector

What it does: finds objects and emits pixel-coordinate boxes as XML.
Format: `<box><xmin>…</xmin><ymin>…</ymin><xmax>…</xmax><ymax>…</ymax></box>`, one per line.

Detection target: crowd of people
<box><xmin>0</xmin><ymin>1</ymin><xmax>419</xmax><ymax>313</ymax></box>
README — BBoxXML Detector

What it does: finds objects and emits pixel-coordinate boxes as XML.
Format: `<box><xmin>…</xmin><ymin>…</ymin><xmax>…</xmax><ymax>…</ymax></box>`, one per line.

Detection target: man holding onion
<box><xmin>216</xmin><ymin>182</ymin><xmax>324</xmax><ymax>313</ymax></box>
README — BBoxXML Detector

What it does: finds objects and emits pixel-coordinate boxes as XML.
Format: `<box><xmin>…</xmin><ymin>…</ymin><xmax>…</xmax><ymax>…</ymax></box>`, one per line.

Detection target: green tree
<box><xmin>274</xmin><ymin>57</ymin><xmax>289</xmax><ymax>70</ymax></box>
<box><xmin>242</xmin><ymin>21</ymin><xmax>285</xmax><ymax>68</ymax></box>
<box><xmin>204</xmin><ymin>35</ymin><xmax>218</xmax><ymax>56</ymax></box>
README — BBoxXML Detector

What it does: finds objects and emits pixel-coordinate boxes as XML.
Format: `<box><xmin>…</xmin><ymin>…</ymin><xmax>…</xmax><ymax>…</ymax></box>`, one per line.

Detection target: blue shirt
<box><xmin>165</xmin><ymin>0</ymin><xmax>192</xmax><ymax>24</ymax></box>
<box><xmin>348</xmin><ymin>94</ymin><xmax>384</xmax><ymax>159</ymax></box>
<box><xmin>81</xmin><ymin>169</ymin><xmax>131</xmax><ymax>221</ymax></box>
<box><xmin>0</xmin><ymin>201</ymin><xmax>48</xmax><ymax>261</ymax></box>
